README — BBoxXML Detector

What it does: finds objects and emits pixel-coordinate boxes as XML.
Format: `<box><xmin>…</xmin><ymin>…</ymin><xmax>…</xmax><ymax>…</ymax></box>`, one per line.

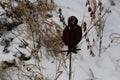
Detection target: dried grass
<box><xmin>0</xmin><ymin>0</ymin><xmax>63</xmax><ymax>58</ymax></box>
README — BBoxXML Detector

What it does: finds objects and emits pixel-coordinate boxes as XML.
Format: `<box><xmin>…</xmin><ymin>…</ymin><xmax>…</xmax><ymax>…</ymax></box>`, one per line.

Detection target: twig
<box><xmin>99</xmin><ymin>12</ymin><xmax>109</xmax><ymax>56</ymax></box>
<box><xmin>83</xmin><ymin>8</ymin><xmax>110</xmax><ymax>37</ymax></box>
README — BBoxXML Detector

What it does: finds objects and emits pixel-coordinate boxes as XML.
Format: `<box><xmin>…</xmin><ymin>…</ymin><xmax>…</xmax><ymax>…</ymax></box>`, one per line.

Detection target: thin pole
<box><xmin>69</xmin><ymin>52</ymin><xmax>72</xmax><ymax>80</ymax></box>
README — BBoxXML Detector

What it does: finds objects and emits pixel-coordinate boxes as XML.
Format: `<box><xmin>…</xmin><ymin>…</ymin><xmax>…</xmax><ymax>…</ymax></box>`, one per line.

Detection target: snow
<box><xmin>1</xmin><ymin>0</ymin><xmax>120</xmax><ymax>80</ymax></box>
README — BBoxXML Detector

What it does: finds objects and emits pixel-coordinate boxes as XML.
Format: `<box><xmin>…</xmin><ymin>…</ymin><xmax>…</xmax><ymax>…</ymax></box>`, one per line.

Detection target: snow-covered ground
<box><xmin>1</xmin><ymin>0</ymin><xmax>120</xmax><ymax>80</ymax></box>
<box><xmin>53</xmin><ymin>0</ymin><xmax>120</xmax><ymax>80</ymax></box>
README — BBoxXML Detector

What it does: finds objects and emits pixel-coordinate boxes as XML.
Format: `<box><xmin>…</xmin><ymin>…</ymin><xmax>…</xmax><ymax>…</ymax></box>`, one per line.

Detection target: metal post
<box><xmin>69</xmin><ymin>52</ymin><xmax>72</xmax><ymax>80</ymax></box>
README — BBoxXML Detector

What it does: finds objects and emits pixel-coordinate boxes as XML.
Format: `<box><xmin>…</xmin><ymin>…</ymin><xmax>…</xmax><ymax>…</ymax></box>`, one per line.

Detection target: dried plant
<box><xmin>0</xmin><ymin>0</ymin><xmax>64</xmax><ymax>58</ymax></box>
<box><xmin>84</xmin><ymin>0</ymin><xmax>111</xmax><ymax>56</ymax></box>
<box><xmin>109</xmin><ymin>0</ymin><xmax>115</xmax><ymax>6</ymax></box>
<box><xmin>0</xmin><ymin>1</ymin><xmax>64</xmax><ymax>79</ymax></box>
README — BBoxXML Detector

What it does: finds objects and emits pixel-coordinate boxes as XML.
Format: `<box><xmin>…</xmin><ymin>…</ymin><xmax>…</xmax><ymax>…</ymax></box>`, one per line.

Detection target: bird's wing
<box><xmin>62</xmin><ymin>26</ymin><xmax>70</xmax><ymax>45</ymax></box>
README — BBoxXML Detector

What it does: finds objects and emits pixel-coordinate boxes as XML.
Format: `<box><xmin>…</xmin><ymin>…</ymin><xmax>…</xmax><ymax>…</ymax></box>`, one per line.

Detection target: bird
<box><xmin>62</xmin><ymin>16</ymin><xmax>82</xmax><ymax>56</ymax></box>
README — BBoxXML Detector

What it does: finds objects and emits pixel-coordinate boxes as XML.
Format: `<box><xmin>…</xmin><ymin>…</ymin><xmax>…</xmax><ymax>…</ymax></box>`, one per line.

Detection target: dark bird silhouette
<box><xmin>62</xmin><ymin>16</ymin><xmax>82</xmax><ymax>56</ymax></box>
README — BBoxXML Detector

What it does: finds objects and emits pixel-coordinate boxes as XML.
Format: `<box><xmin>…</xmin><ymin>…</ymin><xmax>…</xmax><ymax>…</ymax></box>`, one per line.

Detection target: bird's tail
<box><xmin>66</xmin><ymin>47</ymin><xmax>77</xmax><ymax>56</ymax></box>
<box><xmin>66</xmin><ymin>51</ymin><xmax>70</xmax><ymax>56</ymax></box>
<box><xmin>71</xmin><ymin>47</ymin><xmax>77</xmax><ymax>53</ymax></box>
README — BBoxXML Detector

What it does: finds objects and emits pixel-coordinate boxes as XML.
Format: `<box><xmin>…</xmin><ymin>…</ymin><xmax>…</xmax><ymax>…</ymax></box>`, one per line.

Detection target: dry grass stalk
<box><xmin>0</xmin><ymin>1</ymin><xmax>64</xmax><ymax>79</ymax></box>
<box><xmin>54</xmin><ymin>60</ymin><xmax>63</xmax><ymax>80</ymax></box>
<box><xmin>0</xmin><ymin>0</ymin><xmax>64</xmax><ymax>57</ymax></box>
<box><xmin>84</xmin><ymin>0</ymin><xmax>112</xmax><ymax>56</ymax></box>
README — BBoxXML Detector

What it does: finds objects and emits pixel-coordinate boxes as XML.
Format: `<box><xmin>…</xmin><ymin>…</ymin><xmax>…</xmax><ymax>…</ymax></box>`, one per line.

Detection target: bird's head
<box><xmin>68</xmin><ymin>16</ymin><xmax>78</xmax><ymax>27</ymax></box>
